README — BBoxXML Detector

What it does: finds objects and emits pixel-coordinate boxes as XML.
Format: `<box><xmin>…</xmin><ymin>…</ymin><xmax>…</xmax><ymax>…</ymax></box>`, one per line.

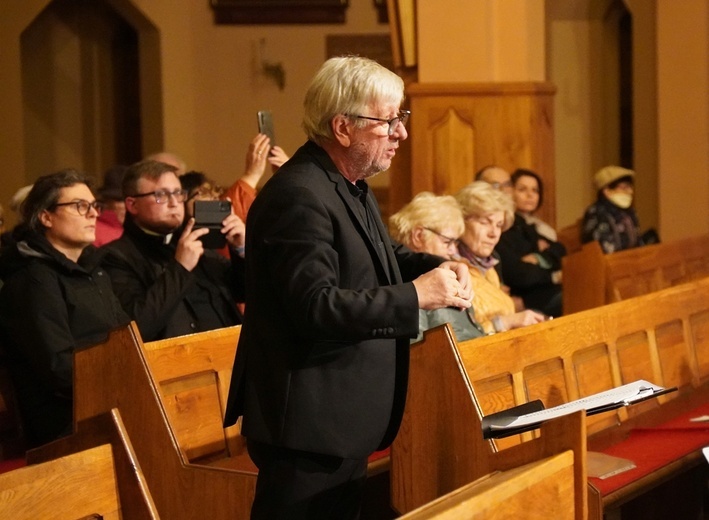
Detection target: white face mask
<box><xmin>607</xmin><ymin>192</ymin><xmax>633</xmax><ymax>209</ymax></box>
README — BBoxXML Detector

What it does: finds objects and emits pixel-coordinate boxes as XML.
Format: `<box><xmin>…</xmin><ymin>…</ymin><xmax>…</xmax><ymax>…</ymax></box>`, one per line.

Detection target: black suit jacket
<box><xmin>224</xmin><ymin>141</ymin><xmax>443</xmax><ymax>458</ymax></box>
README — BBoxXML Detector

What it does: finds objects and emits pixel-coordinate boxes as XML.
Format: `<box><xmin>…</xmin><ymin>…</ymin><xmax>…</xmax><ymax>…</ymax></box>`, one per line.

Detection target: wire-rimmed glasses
<box><xmin>423</xmin><ymin>227</ymin><xmax>458</xmax><ymax>248</ymax></box>
<box><xmin>352</xmin><ymin>110</ymin><xmax>411</xmax><ymax>136</ymax></box>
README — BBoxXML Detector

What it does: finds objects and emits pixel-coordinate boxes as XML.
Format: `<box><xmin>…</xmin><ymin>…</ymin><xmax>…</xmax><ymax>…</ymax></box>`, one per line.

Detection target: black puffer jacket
<box><xmin>0</xmin><ymin>232</ymin><xmax>129</xmax><ymax>448</ymax></box>
<box><xmin>496</xmin><ymin>213</ymin><xmax>565</xmax><ymax>317</ymax></box>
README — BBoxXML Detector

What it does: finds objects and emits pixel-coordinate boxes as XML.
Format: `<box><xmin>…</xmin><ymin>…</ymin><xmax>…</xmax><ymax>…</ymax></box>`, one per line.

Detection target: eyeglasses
<box><xmin>351</xmin><ymin>110</ymin><xmax>411</xmax><ymax>136</ymax></box>
<box><xmin>130</xmin><ymin>189</ymin><xmax>188</xmax><ymax>204</ymax></box>
<box><xmin>53</xmin><ymin>200</ymin><xmax>104</xmax><ymax>216</ymax></box>
<box><xmin>423</xmin><ymin>227</ymin><xmax>458</xmax><ymax>247</ymax></box>
<box><xmin>489</xmin><ymin>180</ymin><xmax>513</xmax><ymax>191</ymax></box>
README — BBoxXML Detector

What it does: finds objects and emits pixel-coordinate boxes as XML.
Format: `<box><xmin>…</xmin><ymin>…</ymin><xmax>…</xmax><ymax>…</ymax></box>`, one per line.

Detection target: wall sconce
<box><xmin>255</xmin><ymin>38</ymin><xmax>286</xmax><ymax>91</ymax></box>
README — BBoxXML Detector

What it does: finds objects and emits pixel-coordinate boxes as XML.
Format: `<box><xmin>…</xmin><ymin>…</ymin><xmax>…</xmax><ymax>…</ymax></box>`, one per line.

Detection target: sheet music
<box><xmin>488</xmin><ymin>380</ymin><xmax>665</xmax><ymax>431</ymax></box>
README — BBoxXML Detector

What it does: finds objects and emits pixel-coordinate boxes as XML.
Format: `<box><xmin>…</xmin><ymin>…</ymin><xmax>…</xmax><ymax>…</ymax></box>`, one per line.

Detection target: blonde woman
<box><xmin>455</xmin><ymin>181</ymin><xmax>545</xmax><ymax>334</ymax></box>
<box><xmin>389</xmin><ymin>192</ymin><xmax>484</xmax><ymax>342</ymax></box>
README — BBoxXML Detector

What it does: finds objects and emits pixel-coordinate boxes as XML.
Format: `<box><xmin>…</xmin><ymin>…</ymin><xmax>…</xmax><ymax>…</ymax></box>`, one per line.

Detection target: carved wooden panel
<box><xmin>390</xmin><ymin>82</ymin><xmax>556</xmax><ymax>225</ymax></box>
<box><xmin>690</xmin><ymin>310</ymin><xmax>709</xmax><ymax>381</ymax></box>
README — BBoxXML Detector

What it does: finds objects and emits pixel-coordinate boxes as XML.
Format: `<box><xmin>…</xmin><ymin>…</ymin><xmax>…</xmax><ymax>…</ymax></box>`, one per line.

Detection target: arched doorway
<box><xmin>20</xmin><ymin>0</ymin><xmax>148</xmax><ymax>179</ymax></box>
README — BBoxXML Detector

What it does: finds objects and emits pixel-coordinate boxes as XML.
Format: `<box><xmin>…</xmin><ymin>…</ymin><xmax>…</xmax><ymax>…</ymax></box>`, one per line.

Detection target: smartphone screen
<box><xmin>257</xmin><ymin>110</ymin><xmax>276</xmax><ymax>147</ymax></box>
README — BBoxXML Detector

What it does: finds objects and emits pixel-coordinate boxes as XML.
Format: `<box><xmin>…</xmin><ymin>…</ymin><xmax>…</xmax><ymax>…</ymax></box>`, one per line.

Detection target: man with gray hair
<box><xmin>224</xmin><ymin>56</ymin><xmax>472</xmax><ymax>519</ymax></box>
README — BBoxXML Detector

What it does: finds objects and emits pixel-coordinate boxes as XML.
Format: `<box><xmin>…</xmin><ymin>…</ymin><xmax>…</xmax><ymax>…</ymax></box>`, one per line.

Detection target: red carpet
<box><xmin>590</xmin><ymin>403</ymin><xmax>709</xmax><ymax>495</ymax></box>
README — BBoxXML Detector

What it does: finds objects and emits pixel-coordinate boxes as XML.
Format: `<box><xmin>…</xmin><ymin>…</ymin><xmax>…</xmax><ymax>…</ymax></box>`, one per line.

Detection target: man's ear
<box><xmin>331</xmin><ymin>114</ymin><xmax>352</xmax><ymax>147</ymax></box>
<box><xmin>124</xmin><ymin>197</ymin><xmax>139</xmax><ymax>216</ymax></box>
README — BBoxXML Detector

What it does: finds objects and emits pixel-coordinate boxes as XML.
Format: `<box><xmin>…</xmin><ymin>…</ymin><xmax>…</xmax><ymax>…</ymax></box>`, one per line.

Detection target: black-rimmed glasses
<box><xmin>423</xmin><ymin>227</ymin><xmax>458</xmax><ymax>247</ymax></box>
<box><xmin>130</xmin><ymin>189</ymin><xmax>188</xmax><ymax>204</ymax></box>
<box><xmin>53</xmin><ymin>200</ymin><xmax>104</xmax><ymax>216</ymax></box>
<box><xmin>352</xmin><ymin>110</ymin><xmax>411</xmax><ymax>136</ymax></box>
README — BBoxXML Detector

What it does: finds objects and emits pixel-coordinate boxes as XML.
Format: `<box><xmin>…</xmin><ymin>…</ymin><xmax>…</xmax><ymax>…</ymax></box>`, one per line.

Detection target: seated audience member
<box><xmin>0</xmin><ymin>170</ymin><xmax>129</xmax><ymax>448</ymax></box>
<box><xmin>223</xmin><ymin>133</ymin><xmax>290</xmax><ymax>222</ymax></box>
<box><xmin>179</xmin><ymin>171</ymin><xmax>225</xmax><ymax>219</ymax></box>
<box><xmin>455</xmin><ymin>181</ymin><xmax>546</xmax><ymax>333</ymax></box>
<box><xmin>179</xmin><ymin>171</ymin><xmax>244</xmax><ymax>261</ymax></box>
<box><xmin>475</xmin><ymin>165</ymin><xmax>514</xmax><ymax>196</ymax></box>
<box><xmin>100</xmin><ymin>160</ymin><xmax>245</xmax><ymax>341</ymax></box>
<box><xmin>389</xmin><ymin>192</ymin><xmax>484</xmax><ymax>343</ymax></box>
<box><xmin>93</xmin><ymin>164</ymin><xmax>128</xmax><ymax>247</ymax></box>
<box><xmin>495</xmin><ymin>169</ymin><xmax>565</xmax><ymax>317</ymax></box>
<box><xmin>582</xmin><ymin>165</ymin><xmax>647</xmax><ymax>254</ymax></box>
<box><xmin>0</xmin><ymin>184</ymin><xmax>33</xmax><ymax>249</ymax></box>
<box><xmin>511</xmin><ymin>168</ymin><xmax>558</xmax><ymax>240</ymax></box>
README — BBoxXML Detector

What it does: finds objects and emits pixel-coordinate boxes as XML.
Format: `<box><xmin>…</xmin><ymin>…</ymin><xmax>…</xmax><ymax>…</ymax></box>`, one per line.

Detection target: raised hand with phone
<box><xmin>223</xmin><ymin>113</ymin><xmax>291</xmax><ymax>224</ymax></box>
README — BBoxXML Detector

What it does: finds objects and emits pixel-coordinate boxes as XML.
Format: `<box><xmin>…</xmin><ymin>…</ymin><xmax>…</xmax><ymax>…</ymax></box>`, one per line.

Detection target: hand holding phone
<box><xmin>193</xmin><ymin>200</ymin><xmax>231</xmax><ymax>249</ymax></box>
<box><xmin>257</xmin><ymin>110</ymin><xmax>276</xmax><ymax>148</ymax></box>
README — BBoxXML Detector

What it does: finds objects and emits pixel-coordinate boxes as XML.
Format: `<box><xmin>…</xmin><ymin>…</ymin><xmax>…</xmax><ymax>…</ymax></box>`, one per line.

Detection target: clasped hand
<box><xmin>413</xmin><ymin>261</ymin><xmax>473</xmax><ymax>311</ymax></box>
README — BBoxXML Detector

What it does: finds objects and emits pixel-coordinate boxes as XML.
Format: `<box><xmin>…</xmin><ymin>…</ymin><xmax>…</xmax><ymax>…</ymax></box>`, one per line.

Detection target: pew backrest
<box><xmin>25</xmin><ymin>408</ymin><xmax>160</xmax><ymax>519</ymax></box>
<box><xmin>142</xmin><ymin>326</ymin><xmax>243</xmax><ymax>464</ymax></box>
<box><xmin>73</xmin><ymin>323</ymin><xmax>257</xmax><ymax>519</ymax></box>
<box><xmin>390</xmin><ymin>320</ymin><xmax>587</xmax><ymax>517</ymax></box>
<box><xmin>563</xmin><ymin>234</ymin><xmax>709</xmax><ymax>313</ymax></box>
<box><xmin>0</xmin><ymin>444</ymin><xmax>122</xmax><ymax>520</ymax></box>
<box><xmin>399</xmin><ymin>450</ymin><xmax>577</xmax><ymax>519</ymax></box>
<box><xmin>459</xmin><ymin>277</ymin><xmax>709</xmax><ymax>445</ymax></box>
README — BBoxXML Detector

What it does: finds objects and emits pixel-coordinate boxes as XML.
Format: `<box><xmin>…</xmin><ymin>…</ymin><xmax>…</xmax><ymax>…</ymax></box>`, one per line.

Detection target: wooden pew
<box><xmin>563</xmin><ymin>233</ymin><xmax>709</xmax><ymax>313</ymax></box>
<box><xmin>73</xmin><ymin>323</ymin><xmax>257</xmax><ymax>520</ymax></box>
<box><xmin>142</xmin><ymin>326</ymin><xmax>389</xmax><ymax>475</ymax></box>
<box><xmin>398</xmin><ymin>444</ymin><xmax>580</xmax><ymax>519</ymax></box>
<box><xmin>2</xmin><ymin>408</ymin><xmax>159</xmax><ymax>519</ymax></box>
<box><xmin>390</xmin><ymin>319</ymin><xmax>588</xmax><ymax>517</ymax></box>
<box><xmin>393</xmin><ymin>277</ymin><xmax>709</xmax><ymax>518</ymax></box>
<box><xmin>557</xmin><ymin>217</ymin><xmax>583</xmax><ymax>255</ymax></box>
<box><xmin>141</xmin><ymin>325</ymin><xmax>254</xmax><ymax>472</ymax></box>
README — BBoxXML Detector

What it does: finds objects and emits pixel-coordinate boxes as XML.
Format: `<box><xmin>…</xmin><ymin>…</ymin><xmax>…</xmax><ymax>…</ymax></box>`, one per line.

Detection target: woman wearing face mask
<box><xmin>581</xmin><ymin>166</ymin><xmax>643</xmax><ymax>254</ymax></box>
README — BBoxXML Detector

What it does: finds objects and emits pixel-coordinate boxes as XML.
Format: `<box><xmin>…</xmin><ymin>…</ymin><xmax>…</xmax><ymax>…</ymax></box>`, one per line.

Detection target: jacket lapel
<box><xmin>311</xmin><ymin>146</ymin><xmax>394</xmax><ymax>284</ymax></box>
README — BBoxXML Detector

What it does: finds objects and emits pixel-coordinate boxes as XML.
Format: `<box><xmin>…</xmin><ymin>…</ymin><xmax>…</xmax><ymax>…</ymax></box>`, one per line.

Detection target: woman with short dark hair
<box><xmin>0</xmin><ymin>169</ymin><xmax>129</xmax><ymax>448</ymax></box>
<box><xmin>495</xmin><ymin>168</ymin><xmax>565</xmax><ymax>318</ymax></box>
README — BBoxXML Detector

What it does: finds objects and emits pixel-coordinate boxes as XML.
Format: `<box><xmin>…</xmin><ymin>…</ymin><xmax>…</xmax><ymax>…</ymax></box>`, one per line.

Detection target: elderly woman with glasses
<box><xmin>0</xmin><ymin>169</ymin><xmax>129</xmax><ymax>448</ymax></box>
<box><xmin>456</xmin><ymin>181</ymin><xmax>546</xmax><ymax>334</ymax></box>
<box><xmin>389</xmin><ymin>192</ymin><xmax>484</xmax><ymax>343</ymax></box>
